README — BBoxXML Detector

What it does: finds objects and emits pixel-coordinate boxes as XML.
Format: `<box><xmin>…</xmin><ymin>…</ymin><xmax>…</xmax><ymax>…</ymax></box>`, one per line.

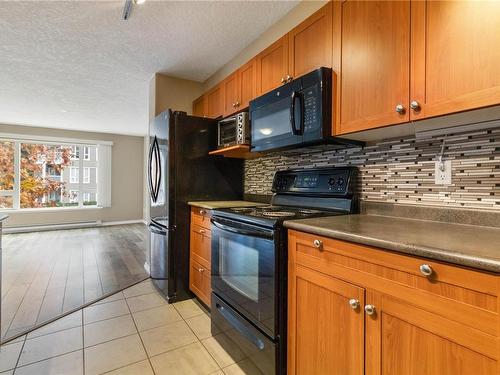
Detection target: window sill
<box><xmin>0</xmin><ymin>206</ymin><xmax>104</xmax><ymax>214</ymax></box>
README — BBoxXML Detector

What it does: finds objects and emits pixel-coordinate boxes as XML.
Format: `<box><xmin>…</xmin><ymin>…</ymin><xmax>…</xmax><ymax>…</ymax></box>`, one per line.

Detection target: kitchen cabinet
<box><xmin>288</xmin><ymin>230</ymin><xmax>499</xmax><ymax>374</ymax></box>
<box><xmin>338</xmin><ymin>0</ymin><xmax>410</xmax><ymax>134</ymax></box>
<box><xmin>410</xmin><ymin>0</ymin><xmax>500</xmax><ymax>121</ymax></box>
<box><xmin>223</xmin><ymin>71</ymin><xmax>240</xmax><ymax>117</ymax></box>
<box><xmin>192</xmin><ymin>94</ymin><xmax>207</xmax><ymax>117</ymax></box>
<box><xmin>207</xmin><ymin>84</ymin><xmax>224</xmax><ymax>119</ymax></box>
<box><xmin>256</xmin><ymin>35</ymin><xmax>289</xmax><ymax>95</ymax></box>
<box><xmin>288</xmin><ymin>262</ymin><xmax>364</xmax><ymax>375</ymax></box>
<box><xmin>239</xmin><ymin>58</ymin><xmax>256</xmax><ymax>110</ymax></box>
<box><xmin>189</xmin><ymin>207</ymin><xmax>212</xmax><ymax>307</ymax></box>
<box><xmin>288</xmin><ymin>1</ymin><xmax>332</xmax><ymax>80</ymax></box>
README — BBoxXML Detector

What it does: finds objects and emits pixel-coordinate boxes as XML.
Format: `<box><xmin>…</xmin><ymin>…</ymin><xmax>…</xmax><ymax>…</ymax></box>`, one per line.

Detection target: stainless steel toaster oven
<box><xmin>217</xmin><ymin>112</ymin><xmax>249</xmax><ymax>149</ymax></box>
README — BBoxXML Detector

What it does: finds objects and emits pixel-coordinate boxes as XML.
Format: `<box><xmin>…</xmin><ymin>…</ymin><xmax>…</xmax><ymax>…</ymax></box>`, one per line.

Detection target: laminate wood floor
<box><xmin>1</xmin><ymin>224</ymin><xmax>148</xmax><ymax>343</ymax></box>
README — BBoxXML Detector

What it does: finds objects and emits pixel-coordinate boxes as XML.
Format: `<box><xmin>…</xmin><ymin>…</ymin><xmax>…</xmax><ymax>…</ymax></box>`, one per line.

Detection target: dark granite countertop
<box><xmin>0</xmin><ymin>214</ymin><xmax>8</xmax><ymax>222</ymax></box>
<box><xmin>284</xmin><ymin>214</ymin><xmax>500</xmax><ymax>273</ymax></box>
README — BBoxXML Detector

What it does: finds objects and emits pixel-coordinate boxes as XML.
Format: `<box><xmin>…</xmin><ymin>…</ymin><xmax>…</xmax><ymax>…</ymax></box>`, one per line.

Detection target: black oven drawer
<box><xmin>211</xmin><ymin>293</ymin><xmax>277</xmax><ymax>375</ymax></box>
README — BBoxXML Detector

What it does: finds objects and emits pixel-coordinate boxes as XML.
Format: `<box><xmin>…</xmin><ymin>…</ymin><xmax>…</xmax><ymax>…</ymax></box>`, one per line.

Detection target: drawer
<box><xmin>289</xmin><ymin>230</ymin><xmax>499</xmax><ymax>336</ymax></box>
<box><xmin>191</xmin><ymin>207</ymin><xmax>212</xmax><ymax>230</ymax></box>
<box><xmin>190</xmin><ymin>258</ymin><xmax>211</xmax><ymax>307</ymax></box>
<box><xmin>190</xmin><ymin>224</ymin><xmax>211</xmax><ymax>270</ymax></box>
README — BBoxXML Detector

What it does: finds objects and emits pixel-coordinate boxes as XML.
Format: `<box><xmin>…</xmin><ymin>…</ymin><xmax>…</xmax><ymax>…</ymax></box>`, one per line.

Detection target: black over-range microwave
<box><xmin>249</xmin><ymin>67</ymin><xmax>363</xmax><ymax>152</ymax></box>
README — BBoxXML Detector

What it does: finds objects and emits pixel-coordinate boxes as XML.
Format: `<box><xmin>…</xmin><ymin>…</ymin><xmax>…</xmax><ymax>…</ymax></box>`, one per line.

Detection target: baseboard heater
<box><xmin>3</xmin><ymin>220</ymin><xmax>102</xmax><ymax>234</ymax></box>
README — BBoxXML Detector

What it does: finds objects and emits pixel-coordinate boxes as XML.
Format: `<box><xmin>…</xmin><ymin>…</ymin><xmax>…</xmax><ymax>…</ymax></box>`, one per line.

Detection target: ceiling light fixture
<box><xmin>123</xmin><ymin>0</ymin><xmax>145</xmax><ymax>20</ymax></box>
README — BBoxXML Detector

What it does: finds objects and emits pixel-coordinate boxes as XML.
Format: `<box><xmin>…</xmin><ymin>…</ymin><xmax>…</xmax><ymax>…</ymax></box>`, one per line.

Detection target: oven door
<box><xmin>211</xmin><ymin>217</ymin><xmax>276</xmax><ymax>338</ymax></box>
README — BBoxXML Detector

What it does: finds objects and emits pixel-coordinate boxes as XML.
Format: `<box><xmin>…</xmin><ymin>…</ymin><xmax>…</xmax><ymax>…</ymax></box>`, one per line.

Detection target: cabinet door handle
<box><xmin>286</xmin><ymin>75</ymin><xmax>293</xmax><ymax>82</ymax></box>
<box><xmin>410</xmin><ymin>100</ymin><xmax>421</xmax><ymax>111</ymax></box>
<box><xmin>313</xmin><ymin>239</ymin><xmax>322</xmax><ymax>249</ymax></box>
<box><xmin>198</xmin><ymin>268</ymin><xmax>205</xmax><ymax>273</ymax></box>
<box><xmin>395</xmin><ymin>104</ymin><xmax>406</xmax><ymax>114</ymax></box>
<box><xmin>364</xmin><ymin>305</ymin><xmax>376</xmax><ymax>316</ymax></box>
<box><xmin>281</xmin><ymin>77</ymin><xmax>286</xmax><ymax>84</ymax></box>
<box><xmin>235</xmin><ymin>101</ymin><xmax>240</xmax><ymax>107</ymax></box>
<box><xmin>419</xmin><ymin>264</ymin><xmax>433</xmax><ymax>276</ymax></box>
<box><xmin>349</xmin><ymin>299</ymin><xmax>360</xmax><ymax>310</ymax></box>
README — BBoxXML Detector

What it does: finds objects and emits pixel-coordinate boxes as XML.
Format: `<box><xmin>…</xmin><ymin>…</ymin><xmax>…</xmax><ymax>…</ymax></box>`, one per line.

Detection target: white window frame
<box><xmin>0</xmin><ymin>134</ymin><xmax>112</xmax><ymax>212</ymax></box>
<box><xmin>70</xmin><ymin>146</ymin><xmax>80</xmax><ymax>160</ymax></box>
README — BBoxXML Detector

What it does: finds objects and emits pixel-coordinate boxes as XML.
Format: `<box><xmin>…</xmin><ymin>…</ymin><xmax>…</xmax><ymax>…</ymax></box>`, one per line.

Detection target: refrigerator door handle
<box><xmin>148</xmin><ymin>223</ymin><xmax>167</xmax><ymax>236</ymax></box>
<box><xmin>154</xmin><ymin>138</ymin><xmax>161</xmax><ymax>201</ymax></box>
<box><xmin>147</xmin><ymin>138</ymin><xmax>155</xmax><ymax>201</ymax></box>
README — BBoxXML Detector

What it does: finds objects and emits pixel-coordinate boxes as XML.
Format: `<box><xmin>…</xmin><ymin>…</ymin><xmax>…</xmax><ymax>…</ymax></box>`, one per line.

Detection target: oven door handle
<box><xmin>215</xmin><ymin>302</ymin><xmax>266</xmax><ymax>351</ymax></box>
<box><xmin>211</xmin><ymin>219</ymin><xmax>274</xmax><ymax>239</ymax></box>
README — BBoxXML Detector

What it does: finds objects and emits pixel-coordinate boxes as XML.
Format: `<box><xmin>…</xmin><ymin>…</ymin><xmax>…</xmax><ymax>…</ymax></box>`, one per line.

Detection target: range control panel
<box><xmin>272</xmin><ymin>167</ymin><xmax>357</xmax><ymax>196</ymax></box>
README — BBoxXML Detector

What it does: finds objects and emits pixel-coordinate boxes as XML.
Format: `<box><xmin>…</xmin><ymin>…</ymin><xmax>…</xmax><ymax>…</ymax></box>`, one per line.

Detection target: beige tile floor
<box><xmin>0</xmin><ymin>279</ymin><xmax>263</xmax><ymax>375</ymax></box>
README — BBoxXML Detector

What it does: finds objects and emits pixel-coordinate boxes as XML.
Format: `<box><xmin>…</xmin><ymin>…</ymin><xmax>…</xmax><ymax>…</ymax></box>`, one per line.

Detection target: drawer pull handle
<box><xmin>198</xmin><ymin>229</ymin><xmax>205</xmax><ymax>234</ymax></box>
<box><xmin>199</xmin><ymin>209</ymin><xmax>206</xmax><ymax>215</ymax></box>
<box><xmin>349</xmin><ymin>299</ymin><xmax>360</xmax><ymax>310</ymax></box>
<box><xmin>313</xmin><ymin>239</ymin><xmax>322</xmax><ymax>249</ymax></box>
<box><xmin>364</xmin><ymin>304</ymin><xmax>376</xmax><ymax>316</ymax></box>
<box><xmin>198</xmin><ymin>268</ymin><xmax>205</xmax><ymax>273</ymax></box>
<box><xmin>419</xmin><ymin>264</ymin><xmax>433</xmax><ymax>276</ymax></box>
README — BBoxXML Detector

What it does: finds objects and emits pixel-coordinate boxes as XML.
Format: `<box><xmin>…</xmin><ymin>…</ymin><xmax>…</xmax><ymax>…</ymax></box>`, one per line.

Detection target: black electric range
<box><xmin>210</xmin><ymin>167</ymin><xmax>359</xmax><ymax>375</ymax></box>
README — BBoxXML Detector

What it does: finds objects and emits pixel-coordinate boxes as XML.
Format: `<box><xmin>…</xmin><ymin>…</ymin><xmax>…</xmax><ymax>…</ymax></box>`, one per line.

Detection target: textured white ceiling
<box><xmin>0</xmin><ymin>1</ymin><xmax>298</xmax><ymax>136</ymax></box>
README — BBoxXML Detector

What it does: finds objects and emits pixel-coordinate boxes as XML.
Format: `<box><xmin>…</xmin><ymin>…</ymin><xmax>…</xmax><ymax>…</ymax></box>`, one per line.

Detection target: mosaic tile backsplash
<box><xmin>244</xmin><ymin>127</ymin><xmax>500</xmax><ymax>210</ymax></box>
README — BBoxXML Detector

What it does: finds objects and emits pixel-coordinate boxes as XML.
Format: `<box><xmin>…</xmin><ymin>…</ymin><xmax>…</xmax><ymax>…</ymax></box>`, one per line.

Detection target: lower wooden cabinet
<box><xmin>189</xmin><ymin>207</ymin><xmax>212</xmax><ymax>307</ymax></box>
<box><xmin>288</xmin><ymin>230</ymin><xmax>499</xmax><ymax>375</ymax></box>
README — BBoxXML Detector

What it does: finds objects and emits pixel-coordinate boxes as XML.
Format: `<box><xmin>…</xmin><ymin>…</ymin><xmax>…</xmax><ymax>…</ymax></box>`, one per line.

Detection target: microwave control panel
<box><xmin>303</xmin><ymin>84</ymin><xmax>320</xmax><ymax>132</ymax></box>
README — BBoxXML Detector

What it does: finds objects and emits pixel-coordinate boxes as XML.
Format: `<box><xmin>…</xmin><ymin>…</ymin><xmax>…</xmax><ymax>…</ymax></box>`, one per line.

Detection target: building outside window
<box><xmin>83</xmin><ymin>146</ymin><xmax>90</xmax><ymax>160</ymax></box>
<box><xmin>69</xmin><ymin>190</ymin><xmax>79</xmax><ymax>203</ymax></box>
<box><xmin>70</xmin><ymin>167</ymin><xmax>79</xmax><ymax>183</ymax></box>
<box><xmin>70</xmin><ymin>146</ymin><xmax>79</xmax><ymax>160</ymax></box>
<box><xmin>83</xmin><ymin>167</ymin><xmax>90</xmax><ymax>184</ymax></box>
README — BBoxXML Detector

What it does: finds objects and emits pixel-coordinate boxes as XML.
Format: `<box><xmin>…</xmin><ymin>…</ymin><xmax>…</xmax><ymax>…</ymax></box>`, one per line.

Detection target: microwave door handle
<box><xmin>215</xmin><ymin>303</ymin><xmax>266</xmax><ymax>351</ymax></box>
<box><xmin>290</xmin><ymin>91</ymin><xmax>304</xmax><ymax>135</ymax></box>
<box><xmin>211</xmin><ymin>219</ymin><xmax>274</xmax><ymax>239</ymax></box>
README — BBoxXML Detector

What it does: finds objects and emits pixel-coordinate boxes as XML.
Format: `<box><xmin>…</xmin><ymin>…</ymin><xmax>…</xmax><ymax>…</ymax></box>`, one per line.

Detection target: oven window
<box><xmin>220</xmin><ymin>237</ymin><xmax>259</xmax><ymax>302</ymax></box>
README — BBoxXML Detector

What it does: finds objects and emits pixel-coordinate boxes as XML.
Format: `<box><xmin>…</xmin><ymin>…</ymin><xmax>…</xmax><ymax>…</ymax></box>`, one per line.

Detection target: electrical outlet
<box><xmin>435</xmin><ymin>159</ymin><xmax>452</xmax><ymax>185</ymax></box>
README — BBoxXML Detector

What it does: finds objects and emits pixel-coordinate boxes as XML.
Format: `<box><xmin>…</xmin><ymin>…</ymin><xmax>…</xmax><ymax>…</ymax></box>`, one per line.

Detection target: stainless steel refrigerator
<box><xmin>147</xmin><ymin>110</ymin><xmax>243</xmax><ymax>302</ymax></box>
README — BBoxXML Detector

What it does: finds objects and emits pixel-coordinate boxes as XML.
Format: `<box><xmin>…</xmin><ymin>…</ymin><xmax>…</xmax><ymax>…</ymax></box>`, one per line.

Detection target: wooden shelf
<box><xmin>208</xmin><ymin>144</ymin><xmax>262</xmax><ymax>159</ymax></box>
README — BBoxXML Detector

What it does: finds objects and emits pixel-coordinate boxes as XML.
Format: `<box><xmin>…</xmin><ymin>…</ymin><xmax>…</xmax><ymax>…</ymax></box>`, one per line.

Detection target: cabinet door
<box><xmin>289</xmin><ymin>2</ymin><xmax>332</xmax><ymax>79</ymax></box>
<box><xmin>223</xmin><ymin>71</ymin><xmax>240</xmax><ymax>117</ymax></box>
<box><xmin>338</xmin><ymin>1</ymin><xmax>410</xmax><ymax>134</ymax></box>
<box><xmin>256</xmin><ymin>35</ymin><xmax>289</xmax><ymax>95</ymax></box>
<box><xmin>189</xmin><ymin>258</ymin><xmax>211</xmax><ymax>307</ymax></box>
<box><xmin>365</xmin><ymin>292</ymin><xmax>498</xmax><ymax>375</ymax></box>
<box><xmin>239</xmin><ymin>59</ymin><xmax>256</xmax><ymax>109</ymax></box>
<box><xmin>410</xmin><ymin>1</ymin><xmax>500</xmax><ymax>120</ymax></box>
<box><xmin>192</xmin><ymin>94</ymin><xmax>207</xmax><ymax>117</ymax></box>
<box><xmin>207</xmin><ymin>84</ymin><xmax>224</xmax><ymax>119</ymax></box>
<box><xmin>288</xmin><ymin>264</ymin><xmax>364</xmax><ymax>375</ymax></box>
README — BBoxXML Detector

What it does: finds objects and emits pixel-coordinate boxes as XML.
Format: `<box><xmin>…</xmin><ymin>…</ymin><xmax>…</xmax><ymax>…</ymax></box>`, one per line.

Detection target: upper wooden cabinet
<box><xmin>192</xmin><ymin>94</ymin><xmax>207</xmax><ymax>117</ymax></box>
<box><xmin>223</xmin><ymin>71</ymin><xmax>240</xmax><ymax>117</ymax></box>
<box><xmin>338</xmin><ymin>0</ymin><xmax>411</xmax><ymax>134</ymax></box>
<box><xmin>289</xmin><ymin>1</ymin><xmax>333</xmax><ymax>79</ymax></box>
<box><xmin>256</xmin><ymin>35</ymin><xmax>289</xmax><ymax>95</ymax></box>
<box><xmin>206</xmin><ymin>84</ymin><xmax>224</xmax><ymax>119</ymax></box>
<box><xmin>239</xmin><ymin>59</ymin><xmax>257</xmax><ymax>110</ymax></box>
<box><xmin>222</xmin><ymin>59</ymin><xmax>257</xmax><ymax>117</ymax></box>
<box><xmin>410</xmin><ymin>1</ymin><xmax>500</xmax><ymax>120</ymax></box>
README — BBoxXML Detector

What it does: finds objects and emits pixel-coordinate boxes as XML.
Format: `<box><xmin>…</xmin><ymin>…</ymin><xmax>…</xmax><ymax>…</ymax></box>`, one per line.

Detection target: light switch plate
<box><xmin>435</xmin><ymin>159</ymin><xmax>452</xmax><ymax>185</ymax></box>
